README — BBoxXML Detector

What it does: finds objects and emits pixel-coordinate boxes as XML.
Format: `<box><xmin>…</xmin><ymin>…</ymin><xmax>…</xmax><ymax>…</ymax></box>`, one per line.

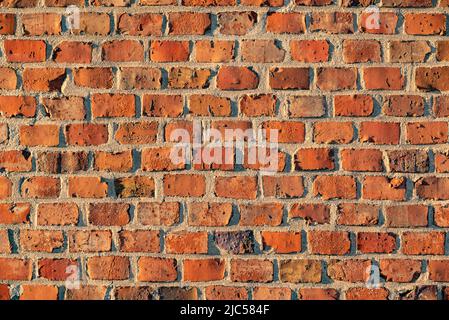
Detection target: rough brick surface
<box><xmin>0</xmin><ymin>0</ymin><xmax>448</xmax><ymax>301</ymax></box>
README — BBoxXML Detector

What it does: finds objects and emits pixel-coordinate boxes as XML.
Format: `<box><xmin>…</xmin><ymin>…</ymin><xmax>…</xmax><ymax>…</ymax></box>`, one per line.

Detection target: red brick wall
<box><xmin>0</xmin><ymin>0</ymin><xmax>448</xmax><ymax>300</ymax></box>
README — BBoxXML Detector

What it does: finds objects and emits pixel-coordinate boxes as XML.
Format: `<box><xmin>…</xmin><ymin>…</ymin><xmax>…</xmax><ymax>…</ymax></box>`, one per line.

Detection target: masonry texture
<box><xmin>0</xmin><ymin>0</ymin><xmax>449</xmax><ymax>301</ymax></box>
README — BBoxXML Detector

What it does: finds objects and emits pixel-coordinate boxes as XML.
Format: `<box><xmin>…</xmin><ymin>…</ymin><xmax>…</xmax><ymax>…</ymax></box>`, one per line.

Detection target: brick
<box><xmin>102</xmin><ymin>40</ymin><xmax>144</xmax><ymax>62</ymax></box>
<box><xmin>380</xmin><ymin>259</ymin><xmax>421</xmax><ymax>282</ymax></box>
<box><xmin>22</xmin><ymin>13</ymin><xmax>61</xmax><ymax>35</ymax></box>
<box><xmin>4</xmin><ymin>40</ymin><xmax>46</xmax><ymax>62</ymax></box>
<box><xmin>66</xmin><ymin>124</ymin><xmax>108</xmax><ymax>146</ymax></box>
<box><xmin>437</xmin><ymin>41</ymin><xmax>449</xmax><ymax>61</ymax></box>
<box><xmin>434</xmin><ymin>96</ymin><xmax>449</xmax><ymax>116</ymax></box>
<box><xmin>346</xmin><ymin>288</ymin><xmax>389</xmax><ymax>300</ymax></box>
<box><xmin>313</xmin><ymin>175</ymin><xmax>357</xmax><ymax>200</ymax></box>
<box><xmin>313</xmin><ymin>122</ymin><xmax>353</xmax><ymax>144</ymax></box>
<box><xmin>435</xmin><ymin>205</ymin><xmax>449</xmax><ymax>227</ymax></box>
<box><xmin>88</xmin><ymin>203</ymin><xmax>130</xmax><ymax>226</ymax></box>
<box><xmin>20</xmin><ymin>230</ymin><xmax>64</xmax><ymax>252</ymax></box>
<box><xmin>402</xmin><ymin>232</ymin><xmax>445</xmax><ymax>255</ymax></box>
<box><xmin>217</xmin><ymin>66</ymin><xmax>259</xmax><ymax>90</ymax></box>
<box><xmin>360</xmin><ymin>121</ymin><xmax>400</xmax><ymax>144</ymax></box>
<box><xmin>266</xmin><ymin>12</ymin><xmax>305</xmax><ymax>34</ymax></box>
<box><xmin>436</xmin><ymin>152</ymin><xmax>449</xmax><ymax>173</ymax></box>
<box><xmin>383</xmin><ymin>95</ymin><xmax>425</xmax><ymax>117</ymax></box>
<box><xmin>87</xmin><ymin>256</ymin><xmax>130</xmax><ymax>280</ymax></box>
<box><xmin>337</xmin><ymin>203</ymin><xmax>379</xmax><ymax>226</ymax></box>
<box><xmin>291</xmin><ymin>40</ymin><xmax>329</xmax><ymax>63</ymax></box>
<box><xmin>205</xmin><ymin>286</ymin><xmax>247</xmax><ymax>300</ymax></box>
<box><xmin>0</xmin><ymin>285</ymin><xmax>9</xmax><ymax>300</ymax></box>
<box><xmin>169</xmin><ymin>12</ymin><xmax>211</xmax><ymax>35</ymax></box>
<box><xmin>316</xmin><ymin>68</ymin><xmax>356</xmax><ymax>91</ymax></box>
<box><xmin>137</xmin><ymin>257</ymin><xmax>177</xmax><ymax>282</ymax></box>
<box><xmin>241</xmin><ymin>40</ymin><xmax>285</xmax><ymax>63</ymax></box>
<box><xmin>77</xmin><ymin>13</ymin><xmax>110</xmax><ymax>35</ymax></box>
<box><xmin>0</xmin><ymin>150</ymin><xmax>32</xmax><ymax>172</ymax></box>
<box><xmin>269</xmin><ymin>67</ymin><xmax>309</xmax><ymax>90</ymax></box>
<box><xmin>389</xmin><ymin>41</ymin><xmax>431</xmax><ymax>63</ymax></box>
<box><xmin>261</xmin><ymin>231</ymin><xmax>301</xmax><ymax>253</ymax></box>
<box><xmin>328</xmin><ymin>260</ymin><xmax>371</xmax><ymax>282</ymax></box>
<box><xmin>42</xmin><ymin>97</ymin><xmax>85</xmax><ymax>120</ymax></box>
<box><xmin>0</xmin><ymin>68</ymin><xmax>17</xmax><ymax>90</ymax></box>
<box><xmin>253</xmin><ymin>287</ymin><xmax>291</xmax><ymax>300</ymax></box>
<box><xmin>385</xmin><ymin>205</ymin><xmax>428</xmax><ymax>227</ymax></box>
<box><xmin>138</xmin><ymin>202</ymin><xmax>180</xmax><ymax>226</ymax></box>
<box><xmin>240</xmin><ymin>94</ymin><xmax>276</xmax><ymax>117</ymax></box>
<box><xmin>239</xmin><ymin>203</ymin><xmax>283</xmax><ymax>226</ymax></box>
<box><xmin>195</xmin><ymin>40</ymin><xmax>234</xmax><ymax>62</ymax></box>
<box><xmin>429</xmin><ymin>260</ymin><xmax>449</xmax><ymax>281</ymax></box>
<box><xmin>0</xmin><ymin>14</ymin><xmax>15</xmax><ymax>35</ymax></box>
<box><xmin>218</xmin><ymin>12</ymin><xmax>255</xmax><ymax>35</ymax></box>
<box><xmin>334</xmin><ymin>95</ymin><xmax>374</xmax><ymax>117</ymax></box>
<box><xmin>188</xmin><ymin>202</ymin><xmax>232</xmax><ymax>226</ymax></box>
<box><xmin>262</xmin><ymin>121</ymin><xmax>305</xmax><ymax>143</ymax></box>
<box><xmin>398</xmin><ymin>286</ymin><xmax>438</xmax><ymax>300</ymax></box>
<box><xmin>289</xmin><ymin>203</ymin><xmax>330</xmax><ymax>224</ymax></box>
<box><xmin>343</xmin><ymin>40</ymin><xmax>381</xmax><ymax>63</ymax></box>
<box><xmin>357</xmin><ymin>232</ymin><xmax>397</xmax><ymax>253</ymax></box>
<box><xmin>73</xmin><ymin>68</ymin><xmax>113</xmax><ymax>89</ymax></box>
<box><xmin>407</xmin><ymin>122</ymin><xmax>447</xmax><ymax>144</ymax></box>
<box><xmin>150</xmin><ymin>41</ymin><xmax>190</xmax><ymax>62</ymax></box>
<box><xmin>115</xmin><ymin>122</ymin><xmax>157</xmax><ymax>145</ymax></box>
<box><xmin>69</xmin><ymin>230</ymin><xmax>112</xmax><ymax>253</ymax></box>
<box><xmin>184</xmin><ymin>259</ymin><xmax>225</xmax><ymax>281</ymax></box>
<box><xmin>164</xmin><ymin>174</ymin><xmax>206</xmax><ymax>197</ymax></box>
<box><xmin>118</xmin><ymin>13</ymin><xmax>163</xmax><ymax>36</ymax></box>
<box><xmin>114</xmin><ymin>287</ymin><xmax>152</xmax><ymax>300</ymax></box>
<box><xmin>166</xmin><ymin>231</ymin><xmax>208</xmax><ymax>254</ymax></box>
<box><xmin>114</xmin><ymin>176</ymin><xmax>155</xmax><ymax>198</ymax></box>
<box><xmin>310</xmin><ymin>12</ymin><xmax>354</xmax><ymax>33</ymax></box>
<box><xmin>20</xmin><ymin>285</ymin><xmax>58</xmax><ymax>300</ymax></box>
<box><xmin>416</xmin><ymin>177</ymin><xmax>449</xmax><ymax>200</ymax></box>
<box><xmin>120</xmin><ymin>68</ymin><xmax>161</xmax><ymax>90</ymax></box>
<box><xmin>341</xmin><ymin>149</ymin><xmax>383</xmax><ymax>172</ymax></box>
<box><xmin>294</xmin><ymin>148</ymin><xmax>334</xmax><ymax>171</ymax></box>
<box><xmin>38</xmin><ymin>258</ymin><xmax>78</xmax><ymax>281</ymax></box>
<box><xmin>168</xmin><ymin>67</ymin><xmax>211</xmax><ymax>89</ymax></box>
<box><xmin>0</xmin><ymin>258</ymin><xmax>32</xmax><ymax>280</ymax></box>
<box><xmin>280</xmin><ymin>260</ymin><xmax>322</xmax><ymax>283</ymax></box>
<box><xmin>19</xmin><ymin>124</ymin><xmax>59</xmax><ymax>147</ymax></box>
<box><xmin>0</xmin><ymin>203</ymin><xmax>31</xmax><ymax>224</ymax></box>
<box><xmin>37</xmin><ymin>151</ymin><xmax>88</xmax><ymax>174</ymax></box>
<box><xmin>298</xmin><ymin>288</ymin><xmax>338</xmax><ymax>300</ymax></box>
<box><xmin>308</xmin><ymin>231</ymin><xmax>351</xmax><ymax>255</ymax></box>
<box><xmin>66</xmin><ymin>286</ymin><xmax>107</xmax><ymax>300</ymax></box>
<box><xmin>387</xmin><ymin>150</ymin><xmax>429</xmax><ymax>173</ymax></box>
<box><xmin>23</xmin><ymin>68</ymin><xmax>66</xmax><ymax>92</ymax></box>
<box><xmin>159</xmin><ymin>287</ymin><xmax>198</xmax><ymax>300</ymax></box>
<box><xmin>143</xmin><ymin>95</ymin><xmax>183</xmax><ymax>117</ymax></box>
<box><xmin>262</xmin><ymin>176</ymin><xmax>304</xmax><ymax>198</ymax></box>
<box><xmin>404</xmin><ymin>13</ymin><xmax>446</xmax><ymax>35</ymax></box>
<box><xmin>363</xmin><ymin>67</ymin><xmax>404</xmax><ymax>90</ymax></box>
<box><xmin>215</xmin><ymin>176</ymin><xmax>257</xmax><ymax>199</ymax></box>
<box><xmin>416</xmin><ymin>67</ymin><xmax>449</xmax><ymax>91</ymax></box>
<box><xmin>214</xmin><ymin>231</ymin><xmax>254</xmax><ymax>254</ymax></box>
<box><xmin>21</xmin><ymin>177</ymin><xmax>60</xmax><ymax>198</ymax></box>
<box><xmin>0</xmin><ymin>177</ymin><xmax>11</xmax><ymax>200</ymax></box>
<box><xmin>182</xmin><ymin>0</ymin><xmax>235</xmax><ymax>4</ymax></box>
<box><xmin>37</xmin><ymin>203</ymin><xmax>78</xmax><ymax>226</ymax></box>
<box><xmin>94</xmin><ymin>150</ymin><xmax>132</xmax><ymax>172</ymax></box>
<box><xmin>119</xmin><ymin>230</ymin><xmax>159</xmax><ymax>253</ymax></box>
<box><xmin>360</xmin><ymin>12</ymin><xmax>398</xmax><ymax>34</ymax></box>
<box><xmin>231</xmin><ymin>259</ymin><xmax>273</xmax><ymax>282</ymax></box>
<box><xmin>68</xmin><ymin>176</ymin><xmax>108</xmax><ymax>198</ymax></box>
<box><xmin>363</xmin><ymin>176</ymin><xmax>406</xmax><ymax>200</ymax></box>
